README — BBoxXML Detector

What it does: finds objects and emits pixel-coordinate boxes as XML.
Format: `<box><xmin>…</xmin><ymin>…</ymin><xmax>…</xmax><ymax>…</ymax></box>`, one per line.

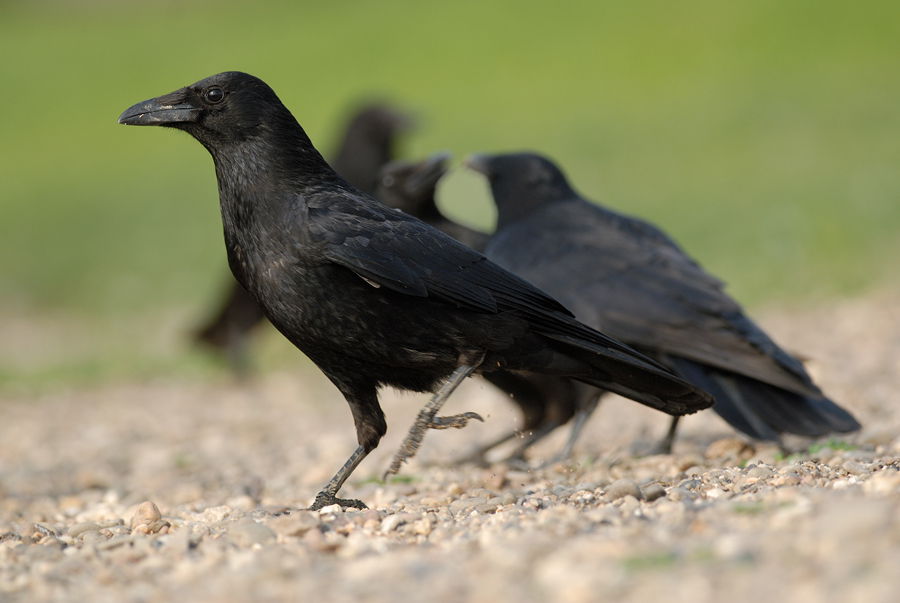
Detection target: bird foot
<box><xmin>309</xmin><ymin>490</ymin><xmax>368</xmax><ymax>511</ymax></box>
<box><xmin>384</xmin><ymin>411</ymin><xmax>483</xmax><ymax>479</ymax></box>
<box><xmin>427</xmin><ymin>412</ymin><xmax>484</xmax><ymax>430</ymax></box>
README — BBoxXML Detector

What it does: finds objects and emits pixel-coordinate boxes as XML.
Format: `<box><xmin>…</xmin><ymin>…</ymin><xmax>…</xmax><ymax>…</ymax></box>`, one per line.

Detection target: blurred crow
<box><xmin>118</xmin><ymin>72</ymin><xmax>712</xmax><ymax>509</ymax></box>
<box><xmin>376</xmin><ymin>153</ymin><xmax>489</xmax><ymax>252</ymax></box>
<box><xmin>376</xmin><ymin>154</ymin><xmax>585</xmax><ymax>461</ymax></box>
<box><xmin>195</xmin><ymin>104</ymin><xmax>411</xmax><ymax>370</ymax></box>
<box><xmin>467</xmin><ymin>152</ymin><xmax>860</xmax><ymax>455</ymax></box>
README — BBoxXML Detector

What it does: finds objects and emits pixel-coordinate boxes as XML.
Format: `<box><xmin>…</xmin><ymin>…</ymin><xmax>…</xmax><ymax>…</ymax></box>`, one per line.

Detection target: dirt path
<box><xmin>1</xmin><ymin>292</ymin><xmax>899</xmax><ymax>602</ymax></box>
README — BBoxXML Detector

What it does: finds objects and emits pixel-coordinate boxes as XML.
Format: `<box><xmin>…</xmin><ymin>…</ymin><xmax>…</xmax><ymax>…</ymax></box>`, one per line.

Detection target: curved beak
<box><xmin>404</xmin><ymin>151</ymin><xmax>451</xmax><ymax>196</ymax></box>
<box><xmin>118</xmin><ymin>92</ymin><xmax>200</xmax><ymax>126</ymax></box>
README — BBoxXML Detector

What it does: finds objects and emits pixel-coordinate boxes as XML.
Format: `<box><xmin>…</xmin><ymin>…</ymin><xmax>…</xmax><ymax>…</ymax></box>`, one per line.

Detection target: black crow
<box><xmin>195</xmin><ymin>104</ymin><xmax>412</xmax><ymax>369</ymax></box>
<box><xmin>376</xmin><ymin>153</ymin><xmax>490</xmax><ymax>252</ymax></box>
<box><xmin>467</xmin><ymin>152</ymin><xmax>860</xmax><ymax>455</ymax></box>
<box><xmin>377</xmin><ymin>154</ymin><xmax>585</xmax><ymax>462</ymax></box>
<box><xmin>118</xmin><ymin>72</ymin><xmax>712</xmax><ymax>510</ymax></box>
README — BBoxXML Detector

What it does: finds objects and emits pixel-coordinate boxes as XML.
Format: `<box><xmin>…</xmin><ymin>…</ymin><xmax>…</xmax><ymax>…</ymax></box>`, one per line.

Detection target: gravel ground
<box><xmin>1</xmin><ymin>291</ymin><xmax>899</xmax><ymax>603</ymax></box>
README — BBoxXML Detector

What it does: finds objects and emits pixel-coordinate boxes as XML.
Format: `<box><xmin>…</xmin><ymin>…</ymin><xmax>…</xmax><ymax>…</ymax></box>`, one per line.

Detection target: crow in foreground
<box><xmin>467</xmin><ymin>152</ymin><xmax>860</xmax><ymax>454</ymax></box>
<box><xmin>377</xmin><ymin>154</ymin><xmax>584</xmax><ymax>462</ymax></box>
<box><xmin>118</xmin><ymin>72</ymin><xmax>713</xmax><ymax>510</ymax></box>
<box><xmin>195</xmin><ymin>105</ymin><xmax>412</xmax><ymax>370</ymax></box>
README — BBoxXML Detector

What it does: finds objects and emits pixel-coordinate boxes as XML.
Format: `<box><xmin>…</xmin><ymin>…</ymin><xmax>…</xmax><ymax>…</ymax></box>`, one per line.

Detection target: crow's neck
<box><xmin>209</xmin><ymin>130</ymin><xmax>340</xmax><ymax>285</ymax></box>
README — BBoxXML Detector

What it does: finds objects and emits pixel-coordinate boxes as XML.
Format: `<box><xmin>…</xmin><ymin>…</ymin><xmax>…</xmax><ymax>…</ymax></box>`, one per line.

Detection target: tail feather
<box><xmin>541</xmin><ymin>332</ymin><xmax>715</xmax><ymax>417</ymax></box>
<box><xmin>666</xmin><ymin>356</ymin><xmax>860</xmax><ymax>439</ymax></box>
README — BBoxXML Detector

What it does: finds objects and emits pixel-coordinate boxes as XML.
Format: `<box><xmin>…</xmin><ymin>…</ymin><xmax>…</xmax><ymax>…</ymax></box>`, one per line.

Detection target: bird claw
<box><xmin>384</xmin><ymin>411</ymin><xmax>483</xmax><ymax>479</ymax></box>
<box><xmin>427</xmin><ymin>411</ymin><xmax>484</xmax><ymax>430</ymax></box>
<box><xmin>309</xmin><ymin>490</ymin><xmax>368</xmax><ymax>511</ymax></box>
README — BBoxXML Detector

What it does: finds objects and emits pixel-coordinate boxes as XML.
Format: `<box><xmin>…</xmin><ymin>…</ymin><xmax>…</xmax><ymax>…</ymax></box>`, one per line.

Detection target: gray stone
<box><xmin>668</xmin><ymin>487</ymin><xmax>698</xmax><ymax>502</ymax></box>
<box><xmin>843</xmin><ymin>460</ymin><xmax>869</xmax><ymax>476</ymax></box>
<box><xmin>748</xmin><ymin>465</ymin><xmax>774</xmax><ymax>478</ymax></box>
<box><xmin>474</xmin><ymin>503</ymin><xmax>500</xmax><ymax>514</ymax></box>
<box><xmin>642</xmin><ymin>484</ymin><xmax>667</xmax><ymax>502</ymax></box>
<box><xmin>606</xmin><ymin>479</ymin><xmax>644</xmax><ymax>501</ymax></box>
<box><xmin>678</xmin><ymin>478</ymin><xmax>702</xmax><ymax>490</ymax></box>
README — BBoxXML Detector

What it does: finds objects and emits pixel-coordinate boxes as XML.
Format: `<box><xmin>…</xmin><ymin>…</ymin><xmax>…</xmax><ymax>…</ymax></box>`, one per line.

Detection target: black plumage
<box><xmin>467</xmin><ymin>152</ymin><xmax>860</xmax><ymax>453</ymax></box>
<box><xmin>118</xmin><ymin>72</ymin><xmax>713</xmax><ymax>508</ymax></box>
<box><xmin>194</xmin><ymin>104</ymin><xmax>411</xmax><ymax>369</ymax></box>
<box><xmin>376</xmin><ymin>154</ymin><xmax>585</xmax><ymax>461</ymax></box>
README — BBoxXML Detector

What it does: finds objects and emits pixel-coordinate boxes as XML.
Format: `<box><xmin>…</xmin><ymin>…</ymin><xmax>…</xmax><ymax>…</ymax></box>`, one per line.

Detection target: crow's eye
<box><xmin>205</xmin><ymin>88</ymin><xmax>225</xmax><ymax>104</ymax></box>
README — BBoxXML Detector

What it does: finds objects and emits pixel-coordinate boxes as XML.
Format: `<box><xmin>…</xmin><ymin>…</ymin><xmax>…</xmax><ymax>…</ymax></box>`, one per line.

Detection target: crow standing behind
<box><xmin>376</xmin><ymin>153</ymin><xmax>490</xmax><ymax>252</ymax></box>
<box><xmin>195</xmin><ymin>105</ymin><xmax>411</xmax><ymax>369</ymax></box>
<box><xmin>467</xmin><ymin>152</ymin><xmax>860</xmax><ymax>454</ymax></box>
<box><xmin>118</xmin><ymin>72</ymin><xmax>713</xmax><ymax>509</ymax></box>
<box><xmin>377</xmin><ymin>154</ymin><xmax>584</xmax><ymax>461</ymax></box>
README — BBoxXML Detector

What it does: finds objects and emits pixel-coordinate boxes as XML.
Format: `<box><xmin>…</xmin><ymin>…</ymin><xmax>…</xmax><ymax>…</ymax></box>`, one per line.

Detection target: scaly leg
<box><xmin>309</xmin><ymin>445</ymin><xmax>370</xmax><ymax>510</ymax></box>
<box><xmin>384</xmin><ymin>357</ymin><xmax>484</xmax><ymax>478</ymax></box>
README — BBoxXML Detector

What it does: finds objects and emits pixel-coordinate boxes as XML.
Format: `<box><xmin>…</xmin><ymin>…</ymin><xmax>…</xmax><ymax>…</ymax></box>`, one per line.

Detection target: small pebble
<box><xmin>130</xmin><ymin>501</ymin><xmax>162</xmax><ymax>530</ymax></box>
<box><xmin>606</xmin><ymin>479</ymin><xmax>644</xmax><ymax>501</ymax></box>
<box><xmin>642</xmin><ymin>484</ymin><xmax>667</xmax><ymax>502</ymax></box>
<box><xmin>748</xmin><ymin>465</ymin><xmax>774</xmax><ymax>478</ymax></box>
<box><xmin>843</xmin><ymin>460</ymin><xmax>869</xmax><ymax>476</ymax></box>
<box><xmin>317</xmin><ymin>504</ymin><xmax>344</xmax><ymax>515</ymax></box>
<box><xmin>379</xmin><ymin>514</ymin><xmax>406</xmax><ymax>533</ymax></box>
<box><xmin>668</xmin><ymin>487</ymin><xmax>698</xmax><ymax>502</ymax></box>
<box><xmin>67</xmin><ymin>522</ymin><xmax>101</xmax><ymax>538</ymax></box>
<box><xmin>678</xmin><ymin>478</ymin><xmax>702</xmax><ymax>490</ymax></box>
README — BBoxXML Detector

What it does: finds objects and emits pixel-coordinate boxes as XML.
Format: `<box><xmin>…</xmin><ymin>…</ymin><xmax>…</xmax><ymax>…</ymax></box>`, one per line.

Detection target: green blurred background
<box><xmin>1</xmin><ymin>0</ymin><xmax>898</xmax><ymax>390</ymax></box>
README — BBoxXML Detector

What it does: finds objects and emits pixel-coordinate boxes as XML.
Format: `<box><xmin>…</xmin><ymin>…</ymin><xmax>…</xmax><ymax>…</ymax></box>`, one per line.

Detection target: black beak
<box><xmin>118</xmin><ymin>93</ymin><xmax>200</xmax><ymax>126</ymax></box>
<box><xmin>404</xmin><ymin>152</ymin><xmax>451</xmax><ymax>196</ymax></box>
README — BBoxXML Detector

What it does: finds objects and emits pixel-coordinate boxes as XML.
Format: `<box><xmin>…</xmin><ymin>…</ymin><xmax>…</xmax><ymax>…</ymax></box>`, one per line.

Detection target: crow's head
<box><xmin>119</xmin><ymin>72</ymin><xmax>299</xmax><ymax>151</ymax></box>
<box><xmin>377</xmin><ymin>152</ymin><xmax>451</xmax><ymax>216</ymax></box>
<box><xmin>464</xmin><ymin>152</ymin><xmax>577</xmax><ymax>228</ymax></box>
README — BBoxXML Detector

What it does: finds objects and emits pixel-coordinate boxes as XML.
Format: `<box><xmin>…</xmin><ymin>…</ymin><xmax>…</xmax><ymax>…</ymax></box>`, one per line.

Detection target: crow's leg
<box><xmin>457</xmin><ymin>430</ymin><xmax>521</xmax><ymax>467</ymax></box>
<box><xmin>385</xmin><ymin>355</ymin><xmax>485</xmax><ymax>478</ymax></box>
<box><xmin>647</xmin><ymin>417</ymin><xmax>680</xmax><ymax>455</ymax></box>
<box><xmin>546</xmin><ymin>392</ymin><xmax>601</xmax><ymax>464</ymax></box>
<box><xmin>309</xmin><ymin>445</ymin><xmax>370</xmax><ymax>510</ymax></box>
<box><xmin>501</xmin><ymin>421</ymin><xmax>565</xmax><ymax>463</ymax></box>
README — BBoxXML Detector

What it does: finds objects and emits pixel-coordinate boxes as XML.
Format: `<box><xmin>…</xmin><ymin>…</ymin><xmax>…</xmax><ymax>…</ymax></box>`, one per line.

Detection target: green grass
<box><xmin>807</xmin><ymin>439</ymin><xmax>858</xmax><ymax>455</ymax></box>
<box><xmin>2</xmin><ymin>0</ymin><xmax>899</xmax><ymax>387</ymax></box>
